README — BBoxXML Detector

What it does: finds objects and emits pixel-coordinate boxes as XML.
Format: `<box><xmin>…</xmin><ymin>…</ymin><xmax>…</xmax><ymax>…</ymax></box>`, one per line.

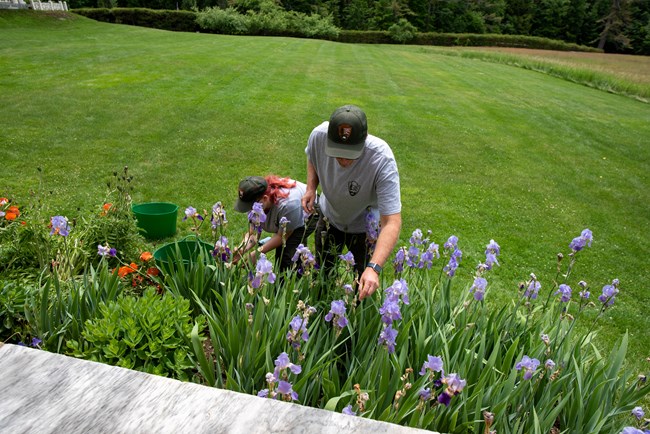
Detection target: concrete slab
<box><xmin>0</xmin><ymin>343</ymin><xmax>437</xmax><ymax>433</ymax></box>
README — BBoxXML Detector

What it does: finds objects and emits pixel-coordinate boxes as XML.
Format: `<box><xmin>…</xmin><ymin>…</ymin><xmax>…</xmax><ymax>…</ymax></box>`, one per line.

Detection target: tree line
<box><xmin>71</xmin><ymin>0</ymin><xmax>650</xmax><ymax>55</ymax></box>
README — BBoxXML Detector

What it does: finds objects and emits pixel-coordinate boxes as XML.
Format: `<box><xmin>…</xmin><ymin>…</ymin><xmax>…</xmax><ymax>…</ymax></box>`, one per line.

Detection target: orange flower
<box><xmin>5</xmin><ymin>206</ymin><xmax>19</xmax><ymax>221</ymax></box>
<box><xmin>100</xmin><ymin>203</ymin><xmax>113</xmax><ymax>216</ymax></box>
<box><xmin>146</xmin><ymin>267</ymin><xmax>159</xmax><ymax>276</ymax></box>
<box><xmin>117</xmin><ymin>262</ymin><xmax>138</xmax><ymax>278</ymax></box>
<box><xmin>140</xmin><ymin>251</ymin><xmax>153</xmax><ymax>262</ymax></box>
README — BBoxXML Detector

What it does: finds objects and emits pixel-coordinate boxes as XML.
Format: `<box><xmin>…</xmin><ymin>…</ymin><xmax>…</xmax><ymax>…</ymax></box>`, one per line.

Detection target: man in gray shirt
<box><xmin>302</xmin><ymin>105</ymin><xmax>402</xmax><ymax>300</ymax></box>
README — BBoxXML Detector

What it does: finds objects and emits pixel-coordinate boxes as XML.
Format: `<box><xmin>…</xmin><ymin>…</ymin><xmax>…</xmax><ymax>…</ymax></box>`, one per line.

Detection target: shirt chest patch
<box><xmin>348</xmin><ymin>180</ymin><xmax>360</xmax><ymax>196</ymax></box>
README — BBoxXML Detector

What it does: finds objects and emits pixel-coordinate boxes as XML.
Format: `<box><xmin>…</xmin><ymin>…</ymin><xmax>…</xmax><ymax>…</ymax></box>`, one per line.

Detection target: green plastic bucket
<box><xmin>132</xmin><ymin>202</ymin><xmax>178</xmax><ymax>240</ymax></box>
<box><xmin>153</xmin><ymin>237</ymin><xmax>214</xmax><ymax>275</ymax></box>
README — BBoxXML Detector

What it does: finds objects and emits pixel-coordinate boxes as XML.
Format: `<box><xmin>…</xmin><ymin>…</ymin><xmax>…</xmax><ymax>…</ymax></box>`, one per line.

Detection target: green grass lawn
<box><xmin>1</xmin><ymin>11</ymin><xmax>649</xmax><ymax>378</ymax></box>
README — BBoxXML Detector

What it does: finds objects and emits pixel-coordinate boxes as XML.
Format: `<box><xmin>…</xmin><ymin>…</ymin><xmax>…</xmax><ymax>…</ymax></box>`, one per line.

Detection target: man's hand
<box><xmin>358</xmin><ymin>267</ymin><xmax>380</xmax><ymax>300</ymax></box>
<box><xmin>302</xmin><ymin>189</ymin><xmax>316</xmax><ymax>214</ymax></box>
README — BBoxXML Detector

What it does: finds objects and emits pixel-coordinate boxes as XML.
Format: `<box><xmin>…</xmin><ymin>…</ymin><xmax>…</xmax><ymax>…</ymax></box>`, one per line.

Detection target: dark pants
<box><xmin>314</xmin><ymin>215</ymin><xmax>369</xmax><ymax>277</ymax></box>
<box><xmin>273</xmin><ymin>215</ymin><xmax>317</xmax><ymax>273</ymax></box>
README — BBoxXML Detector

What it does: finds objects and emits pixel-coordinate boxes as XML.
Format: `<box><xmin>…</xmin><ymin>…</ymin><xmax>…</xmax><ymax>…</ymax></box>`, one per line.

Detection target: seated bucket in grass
<box><xmin>153</xmin><ymin>237</ymin><xmax>214</xmax><ymax>275</ymax></box>
<box><xmin>131</xmin><ymin>202</ymin><xmax>178</xmax><ymax>240</ymax></box>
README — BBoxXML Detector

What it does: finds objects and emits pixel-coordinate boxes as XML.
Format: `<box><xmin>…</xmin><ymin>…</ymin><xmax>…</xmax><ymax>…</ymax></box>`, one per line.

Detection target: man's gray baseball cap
<box><xmin>326</xmin><ymin>105</ymin><xmax>368</xmax><ymax>159</ymax></box>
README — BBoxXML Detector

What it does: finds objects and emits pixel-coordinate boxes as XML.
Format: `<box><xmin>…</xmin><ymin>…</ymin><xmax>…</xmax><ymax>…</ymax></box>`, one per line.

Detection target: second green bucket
<box><xmin>132</xmin><ymin>202</ymin><xmax>179</xmax><ymax>240</ymax></box>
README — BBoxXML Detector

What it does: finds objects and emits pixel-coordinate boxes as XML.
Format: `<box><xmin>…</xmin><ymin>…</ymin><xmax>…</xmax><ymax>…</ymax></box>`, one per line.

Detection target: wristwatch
<box><xmin>367</xmin><ymin>262</ymin><xmax>382</xmax><ymax>274</ymax></box>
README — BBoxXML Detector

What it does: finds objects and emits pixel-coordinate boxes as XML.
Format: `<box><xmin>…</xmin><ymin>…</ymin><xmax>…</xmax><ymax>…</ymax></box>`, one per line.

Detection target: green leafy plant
<box><xmin>67</xmin><ymin>287</ymin><xmax>203</xmax><ymax>381</ymax></box>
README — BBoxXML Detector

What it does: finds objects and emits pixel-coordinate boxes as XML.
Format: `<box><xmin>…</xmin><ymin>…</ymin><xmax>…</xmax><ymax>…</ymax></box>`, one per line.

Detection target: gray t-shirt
<box><xmin>263</xmin><ymin>181</ymin><xmax>308</xmax><ymax>234</ymax></box>
<box><xmin>306</xmin><ymin>121</ymin><xmax>401</xmax><ymax>233</ymax></box>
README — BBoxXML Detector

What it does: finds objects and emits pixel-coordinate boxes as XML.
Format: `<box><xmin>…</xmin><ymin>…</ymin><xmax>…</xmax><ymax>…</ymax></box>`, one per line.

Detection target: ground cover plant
<box><xmin>1</xmin><ymin>10</ymin><xmax>649</xmax><ymax>432</ymax></box>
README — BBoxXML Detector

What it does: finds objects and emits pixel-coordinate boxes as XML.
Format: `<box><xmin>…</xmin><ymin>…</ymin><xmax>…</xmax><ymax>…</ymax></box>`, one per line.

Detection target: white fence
<box><xmin>31</xmin><ymin>0</ymin><xmax>68</xmax><ymax>10</ymax></box>
<box><xmin>0</xmin><ymin>0</ymin><xmax>68</xmax><ymax>10</ymax></box>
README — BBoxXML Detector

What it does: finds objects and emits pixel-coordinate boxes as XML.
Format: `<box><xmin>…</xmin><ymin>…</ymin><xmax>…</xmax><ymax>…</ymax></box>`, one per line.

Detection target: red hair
<box><xmin>264</xmin><ymin>175</ymin><xmax>296</xmax><ymax>204</ymax></box>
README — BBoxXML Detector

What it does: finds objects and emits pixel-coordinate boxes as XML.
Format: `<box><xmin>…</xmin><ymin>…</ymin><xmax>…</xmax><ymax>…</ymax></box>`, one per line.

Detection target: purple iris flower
<box><xmin>598</xmin><ymin>282</ymin><xmax>619</xmax><ymax>306</ymax></box>
<box><xmin>50</xmin><ymin>215</ymin><xmax>70</xmax><ymax>236</ymax></box>
<box><xmin>631</xmin><ymin>406</ymin><xmax>644</xmax><ymax>420</ymax></box>
<box><xmin>443</xmin><ymin>249</ymin><xmax>462</xmax><ymax>277</ymax></box>
<box><xmin>249</xmin><ymin>254</ymin><xmax>276</xmax><ymax>289</ymax></box>
<box><xmin>469</xmin><ymin>277</ymin><xmax>488</xmax><ymax>301</ymax></box>
<box><xmin>418</xmin><ymin>388</ymin><xmax>432</xmax><ymax>401</ymax></box>
<box><xmin>393</xmin><ymin>247</ymin><xmax>406</xmax><ymax>273</ymax></box>
<box><xmin>545</xmin><ymin>359</ymin><xmax>556</xmax><ymax>370</ymax></box>
<box><xmin>443</xmin><ymin>373</ymin><xmax>467</xmax><ymax>394</ymax></box>
<box><xmin>291</xmin><ymin>243</ymin><xmax>317</xmax><ymax>275</ymax></box>
<box><xmin>515</xmin><ymin>355</ymin><xmax>540</xmax><ymax>380</ymax></box>
<box><xmin>325</xmin><ymin>300</ymin><xmax>348</xmax><ymax>330</ymax></box>
<box><xmin>569</xmin><ymin>228</ymin><xmax>593</xmax><ymax>251</ymax></box>
<box><xmin>342</xmin><ymin>405</ymin><xmax>357</xmax><ymax>416</ymax></box>
<box><xmin>247</xmin><ymin>202</ymin><xmax>267</xmax><ymax>234</ymax></box>
<box><xmin>183</xmin><ymin>206</ymin><xmax>204</xmax><ymax>221</ymax></box>
<box><xmin>257</xmin><ymin>389</ymin><xmax>269</xmax><ymax>398</ymax></box>
<box><xmin>419</xmin><ymin>354</ymin><xmax>443</xmax><ymax>376</ymax></box>
<box><xmin>379</xmin><ymin>299</ymin><xmax>401</xmax><ymax>324</ymax></box>
<box><xmin>437</xmin><ymin>391</ymin><xmax>452</xmax><ymax>406</ymax></box>
<box><xmin>524</xmin><ymin>280</ymin><xmax>541</xmax><ymax>299</ymax></box>
<box><xmin>97</xmin><ymin>244</ymin><xmax>117</xmax><ymax>257</ymax></box>
<box><xmin>444</xmin><ymin>235</ymin><xmax>458</xmax><ymax>250</ymax></box>
<box><xmin>338</xmin><ymin>251</ymin><xmax>355</xmax><ymax>267</ymax></box>
<box><xmin>274</xmin><ymin>352</ymin><xmax>302</xmax><ymax>378</ymax></box>
<box><xmin>555</xmin><ymin>284</ymin><xmax>572</xmax><ymax>302</ymax></box>
<box><xmin>31</xmin><ymin>337</ymin><xmax>42</xmax><ymax>347</ymax></box>
<box><xmin>277</xmin><ymin>380</ymin><xmax>299</xmax><ymax>401</ymax></box>
<box><xmin>378</xmin><ymin>324</ymin><xmax>398</xmax><ymax>353</ymax></box>
<box><xmin>385</xmin><ymin>279</ymin><xmax>409</xmax><ymax>305</ymax></box>
<box><xmin>620</xmin><ymin>428</ymin><xmax>644</xmax><ymax>434</ymax></box>
<box><xmin>286</xmin><ymin>316</ymin><xmax>309</xmax><ymax>348</ymax></box>
<box><xmin>213</xmin><ymin>236</ymin><xmax>231</xmax><ymax>262</ymax></box>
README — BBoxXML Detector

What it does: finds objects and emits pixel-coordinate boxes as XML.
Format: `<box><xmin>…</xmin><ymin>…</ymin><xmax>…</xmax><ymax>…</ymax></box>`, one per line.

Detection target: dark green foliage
<box><xmin>74</xmin><ymin>8</ymin><xmax>200</xmax><ymax>32</ymax></box>
<box><xmin>67</xmin><ymin>288</ymin><xmax>202</xmax><ymax>381</ymax></box>
<box><xmin>0</xmin><ymin>280</ymin><xmax>35</xmax><ymax>343</ymax></box>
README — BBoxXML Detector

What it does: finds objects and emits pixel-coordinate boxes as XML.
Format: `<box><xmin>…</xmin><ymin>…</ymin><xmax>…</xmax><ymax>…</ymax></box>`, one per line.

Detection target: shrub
<box><xmin>388</xmin><ymin>18</ymin><xmax>417</xmax><ymax>44</ymax></box>
<box><xmin>67</xmin><ymin>288</ymin><xmax>202</xmax><ymax>381</ymax></box>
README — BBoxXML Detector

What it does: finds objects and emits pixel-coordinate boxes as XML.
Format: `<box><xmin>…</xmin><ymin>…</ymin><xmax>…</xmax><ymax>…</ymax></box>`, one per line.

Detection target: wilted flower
<box><xmin>50</xmin><ymin>215</ymin><xmax>70</xmax><ymax>236</ymax></box>
<box><xmin>515</xmin><ymin>355</ymin><xmax>540</xmax><ymax>380</ymax></box>
<box><xmin>343</xmin><ymin>284</ymin><xmax>354</xmax><ymax>294</ymax></box>
<box><xmin>545</xmin><ymin>359</ymin><xmax>556</xmax><ymax>370</ymax></box>
<box><xmin>342</xmin><ymin>404</ymin><xmax>357</xmax><ymax>416</ymax></box>
<box><xmin>555</xmin><ymin>284</ymin><xmax>572</xmax><ymax>302</ymax></box>
<box><xmin>469</xmin><ymin>276</ymin><xmax>488</xmax><ymax>301</ymax></box>
<box><xmin>419</xmin><ymin>355</ymin><xmax>443</xmax><ymax>376</ymax></box>
<box><xmin>540</xmin><ymin>333</ymin><xmax>550</xmax><ymax>345</ymax></box>
<box><xmin>569</xmin><ymin>228</ymin><xmax>593</xmax><ymax>251</ymax></box>
<box><xmin>97</xmin><ymin>244</ymin><xmax>117</xmax><ymax>257</ymax></box>
<box><xmin>211</xmin><ymin>201</ymin><xmax>228</xmax><ymax>229</ymax></box>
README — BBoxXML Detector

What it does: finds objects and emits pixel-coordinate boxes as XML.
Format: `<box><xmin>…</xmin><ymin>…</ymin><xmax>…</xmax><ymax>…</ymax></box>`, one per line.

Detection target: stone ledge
<box><xmin>0</xmin><ymin>344</ymin><xmax>437</xmax><ymax>433</ymax></box>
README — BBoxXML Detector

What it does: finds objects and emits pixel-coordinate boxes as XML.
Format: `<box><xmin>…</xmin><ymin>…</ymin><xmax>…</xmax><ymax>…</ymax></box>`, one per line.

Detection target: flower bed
<box><xmin>1</xmin><ymin>170</ymin><xmax>648</xmax><ymax>433</ymax></box>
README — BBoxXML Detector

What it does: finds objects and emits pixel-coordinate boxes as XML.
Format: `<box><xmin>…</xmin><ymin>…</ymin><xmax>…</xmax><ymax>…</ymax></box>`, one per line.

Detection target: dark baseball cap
<box><xmin>234</xmin><ymin>176</ymin><xmax>268</xmax><ymax>212</ymax></box>
<box><xmin>326</xmin><ymin>105</ymin><xmax>368</xmax><ymax>159</ymax></box>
